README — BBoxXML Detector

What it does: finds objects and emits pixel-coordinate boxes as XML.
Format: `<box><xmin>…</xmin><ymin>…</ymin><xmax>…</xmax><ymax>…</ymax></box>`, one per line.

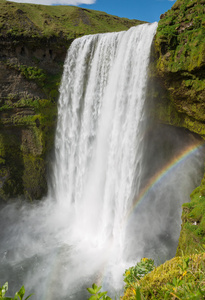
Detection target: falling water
<box><xmin>52</xmin><ymin>22</ymin><xmax>158</xmax><ymax>251</ymax></box>
<box><xmin>0</xmin><ymin>22</ymin><xmax>204</xmax><ymax>300</ymax></box>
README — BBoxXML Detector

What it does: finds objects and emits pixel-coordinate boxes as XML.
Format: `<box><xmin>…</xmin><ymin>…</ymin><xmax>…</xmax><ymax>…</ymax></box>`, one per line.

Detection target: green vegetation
<box><xmin>87</xmin><ymin>284</ymin><xmax>112</xmax><ymax>300</ymax></box>
<box><xmin>0</xmin><ymin>128</ymin><xmax>24</xmax><ymax>200</ymax></box>
<box><xmin>88</xmin><ymin>255</ymin><xmax>205</xmax><ymax>299</ymax></box>
<box><xmin>0</xmin><ymin>0</ymin><xmax>144</xmax><ymax>40</ymax></box>
<box><xmin>156</xmin><ymin>0</ymin><xmax>205</xmax><ymax>73</ymax></box>
<box><xmin>6</xmin><ymin>63</ymin><xmax>46</xmax><ymax>83</ymax></box>
<box><xmin>123</xmin><ymin>258</ymin><xmax>155</xmax><ymax>291</ymax></box>
<box><xmin>4</xmin><ymin>57</ymin><xmax>62</xmax><ymax>100</ymax></box>
<box><xmin>0</xmin><ymin>282</ymin><xmax>33</xmax><ymax>300</ymax></box>
<box><xmin>0</xmin><ymin>96</ymin><xmax>56</xmax><ymax>200</ymax></box>
<box><xmin>154</xmin><ymin>0</ymin><xmax>205</xmax><ymax>138</ymax></box>
<box><xmin>0</xmin><ymin>90</ymin><xmax>57</xmax><ymax>200</ymax></box>
<box><xmin>176</xmin><ymin>175</ymin><xmax>205</xmax><ymax>256</ymax></box>
<box><xmin>121</xmin><ymin>254</ymin><xmax>205</xmax><ymax>300</ymax></box>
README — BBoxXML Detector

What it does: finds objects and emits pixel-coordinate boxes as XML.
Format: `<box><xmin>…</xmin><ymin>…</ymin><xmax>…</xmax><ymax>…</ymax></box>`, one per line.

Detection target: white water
<box><xmin>0</xmin><ymin>23</ymin><xmax>204</xmax><ymax>300</ymax></box>
<box><xmin>52</xmin><ymin>23</ymin><xmax>158</xmax><ymax>251</ymax></box>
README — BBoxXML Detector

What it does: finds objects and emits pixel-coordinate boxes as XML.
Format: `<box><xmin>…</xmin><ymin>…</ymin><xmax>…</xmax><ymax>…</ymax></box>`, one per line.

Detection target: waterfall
<box><xmin>52</xmin><ymin>23</ymin><xmax>158</xmax><ymax>251</ymax></box>
<box><xmin>0</xmin><ymin>22</ymin><xmax>204</xmax><ymax>300</ymax></box>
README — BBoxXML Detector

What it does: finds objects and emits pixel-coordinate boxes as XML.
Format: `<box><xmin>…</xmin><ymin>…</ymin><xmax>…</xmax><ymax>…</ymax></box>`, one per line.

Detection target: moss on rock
<box><xmin>154</xmin><ymin>0</ymin><xmax>205</xmax><ymax>138</ymax></box>
<box><xmin>176</xmin><ymin>175</ymin><xmax>205</xmax><ymax>256</ymax></box>
<box><xmin>0</xmin><ymin>95</ymin><xmax>57</xmax><ymax>201</ymax></box>
<box><xmin>121</xmin><ymin>2</ymin><xmax>205</xmax><ymax>298</ymax></box>
<box><xmin>22</xmin><ymin>154</ymin><xmax>47</xmax><ymax>200</ymax></box>
<box><xmin>152</xmin><ymin>0</ymin><xmax>205</xmax><ymax>260</ymax></box>
<box><xmin>0</xmin><ymin>128</ymin><xmax>24</xmax><ymax>201</ymax></box>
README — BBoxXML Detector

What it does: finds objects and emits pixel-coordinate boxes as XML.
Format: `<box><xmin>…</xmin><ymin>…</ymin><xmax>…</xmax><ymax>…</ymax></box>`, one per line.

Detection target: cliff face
<box><xmin>154</xmin><ymin>0</ymin><xmax>205</xmax><ymax>138</ymax></box>
<box><xmin>0</xmin><ymin>35</ymin><xmax>62</xmax><ymax>201</ymax></box>
<box><xmin>0</xmin><ymin>0</ymin><xmax>143</xmax><ymax>201</ymax></box>
<box><xmin>154</xmin><ymin>0</ymin><xmax>205</xmax><ymax>254</ymax></box>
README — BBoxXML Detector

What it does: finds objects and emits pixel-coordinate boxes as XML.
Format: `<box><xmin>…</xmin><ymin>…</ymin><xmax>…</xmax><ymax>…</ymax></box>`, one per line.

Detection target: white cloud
<box><xmin>7</xmin><ymin>0</ymin><xmax>96</xmax><ymax>5</ymax></box>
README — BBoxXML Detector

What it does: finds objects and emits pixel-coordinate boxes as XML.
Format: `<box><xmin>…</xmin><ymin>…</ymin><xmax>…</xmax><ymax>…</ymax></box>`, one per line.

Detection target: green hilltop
<box><xmin>0</xmin><ymin>0</ymin><xmax>144</xmax><ymax>40</ymax></box>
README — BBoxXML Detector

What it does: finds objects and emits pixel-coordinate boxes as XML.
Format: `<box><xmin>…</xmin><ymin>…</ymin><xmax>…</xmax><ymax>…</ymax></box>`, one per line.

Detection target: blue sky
<box><xmin>79</xmin><ymin>0</ymin><xmax>177</xmax><ymax>23</ymax></box>
<box><xmin>8</xmin><ymin>0</ymin><xmax>177</xmax><ymax>23</ymax></box>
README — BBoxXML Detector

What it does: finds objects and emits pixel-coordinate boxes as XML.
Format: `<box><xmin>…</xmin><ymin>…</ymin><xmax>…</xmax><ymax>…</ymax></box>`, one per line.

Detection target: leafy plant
<box><xmin>134</xmin><ymin>287</ymin><xmax>145</xmax><ymax>300</ymax></box>
<box><xmin>164</xmin><ymin>255</ymin><xmax>205</xmax><ymax>300</ymax></box>
<box><xmin>87</xmin><ymin>283</ymin><xmax>112</xmax><ymax>300</ymax></box>
<box><xmin>123</xmin><ymin>258</ymin><xmax>155</xmax><ymax>290</ymax></box>
<box><xmin>0</xmin><ymin>282</ymin><xmax>8</xmax><ymax>299</ymax></box>
<box><xmin>6</xmin><ymin>63</ymin><xmax>46</xmax><ymax>84</ymax></box>
<box><xmin>121</xmin><ymin>254</ymin><xmax>205</xmax><ymax>300</ymax></box>
<box><xmin>0</xmin><ymin>282</ymin><xmax>33</xmax><ymax>300</ymax></box>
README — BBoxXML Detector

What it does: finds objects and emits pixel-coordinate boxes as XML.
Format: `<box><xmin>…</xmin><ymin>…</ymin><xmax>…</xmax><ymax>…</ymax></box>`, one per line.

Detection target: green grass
<box><xmin>153</xmin><ymin>0</ymin><xmax>205</xmax><ymax>138</ymax></box>
<box><xmin>176</xmin><ymin>179</ymin><xmax>205</xmax><ymax>256</ymax></box>
<box><xmin>0</xmin><ymin>0</ymin><xmax>144</xmax><ymax>40</ymax></box>
<box><xmin>122</xmin><ymin>254</ymin><xmax>205</xmax><ymax>300</ymax></box>
<box><xmin>155</xmin><ymin>0</ymin><xmax>205</xmax><ymax>73</ymax></box>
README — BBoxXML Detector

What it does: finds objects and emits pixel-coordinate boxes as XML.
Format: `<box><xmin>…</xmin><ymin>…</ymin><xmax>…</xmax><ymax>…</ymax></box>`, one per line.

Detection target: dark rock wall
<box><xmin>0</xmin><ymin>35</ymin><xmax>68</xmax><ymax>201</ymax></box>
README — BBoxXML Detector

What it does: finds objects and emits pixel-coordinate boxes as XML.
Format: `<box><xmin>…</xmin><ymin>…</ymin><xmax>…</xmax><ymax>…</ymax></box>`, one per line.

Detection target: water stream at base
<box><xmin>0</xmin><ymin>23</ymin><xmax>204</xmax><ymax>300</ymax></box>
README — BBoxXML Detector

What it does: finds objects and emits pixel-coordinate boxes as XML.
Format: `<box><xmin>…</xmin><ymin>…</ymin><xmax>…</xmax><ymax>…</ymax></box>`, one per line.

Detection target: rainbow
<box><xmin>126</xmin><ymin>139</ymin><xmax>205</xmax><ymax>220</ymax></box>
<box><xmin>44</xmin><ymin>140</ymin><xmax>205</xmax><ymax>297</ymax></box>
<box><xmin>97</xmin><ymin>140</ymin><xmax>205</xmax><ymax>290</ymax></box>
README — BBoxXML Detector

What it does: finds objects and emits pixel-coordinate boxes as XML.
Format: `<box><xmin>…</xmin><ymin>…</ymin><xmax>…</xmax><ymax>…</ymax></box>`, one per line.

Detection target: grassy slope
<box><xmin>0</xmin><ymin>0</ymin><xmax>144</xmax><ymax>39</ymax></box>
<box><xmin>122</xmin><ymin>253</ymin><xmax>205</xmax><ymax>299</ymax></box>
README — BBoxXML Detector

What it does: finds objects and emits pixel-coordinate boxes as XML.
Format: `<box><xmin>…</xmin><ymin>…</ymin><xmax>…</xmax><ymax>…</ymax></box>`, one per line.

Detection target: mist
<box><xmin>0</xmin><ymin>123</ymin><xmax>204</xmax><ymax>299</ymax></box>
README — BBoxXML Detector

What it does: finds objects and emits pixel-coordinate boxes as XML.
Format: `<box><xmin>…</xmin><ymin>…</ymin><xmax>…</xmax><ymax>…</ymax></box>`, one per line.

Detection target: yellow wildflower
<box><xmin>132</xmin><ymin>288</ymin><xmax>136</xmax><ymax>295</ymax></box>
<box><xmin>142</xmin><ymin>257</ymin><xmax>148</xmax><ymax>262</ymax></box>
<box><xmin>125</xmin><ymin>270</ymin><xmax>130</xmax><ymax>276</ymax></box>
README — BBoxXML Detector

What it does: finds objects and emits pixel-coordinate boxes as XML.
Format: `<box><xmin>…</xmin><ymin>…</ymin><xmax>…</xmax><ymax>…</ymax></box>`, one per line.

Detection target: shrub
<box><xmin>0</xmin><ymin>282</ymin><xmax>33</xmax><ymax>300</ymax></box>
<box><xmin>87</xmin><ymin>283</ymin><xmax>112</xmax><ymax>300</ymax></box>
<box><xmin>123</xmin><ymin>258</ymin><xmax>155</xmax><ymax>291</ymax></box>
